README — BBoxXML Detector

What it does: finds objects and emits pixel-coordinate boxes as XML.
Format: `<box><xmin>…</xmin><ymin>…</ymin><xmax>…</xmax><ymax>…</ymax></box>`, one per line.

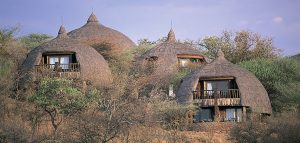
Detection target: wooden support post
<box><xmin>82</xmin><ymin>80</ymin><xmax>87</xmax><ymax>94</ymax></box>
<box><xmin>213</xmin><ymin>91</ymin><xmax>220</xmax><ymax>122</ymax></box>
<box><xmin>242</xmin><ymin>106</ymin><xmax>247</xmax><ymax>122</ymax></box>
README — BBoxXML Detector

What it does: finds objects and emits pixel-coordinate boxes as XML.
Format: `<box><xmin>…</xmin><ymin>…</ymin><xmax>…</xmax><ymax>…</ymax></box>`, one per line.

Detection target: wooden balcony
<box><xmin>193</xmin><ymin>89</ymin><xmax>241</xmax><ymax>106</ymax></box>
<box><xmin>34</xmin><ymin>63</ymin><xmax>80</xmax><ymax>79</ymax></box>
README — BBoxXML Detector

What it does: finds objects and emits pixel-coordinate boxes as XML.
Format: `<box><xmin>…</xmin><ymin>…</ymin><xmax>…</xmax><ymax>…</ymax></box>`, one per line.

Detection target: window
<box><xmin>196</xmin><ymin>78</ymin><xmax>239</xmax><ymax>98</ymax></box>
<box><xmin>146</xmin><ymin>56</ymin><xmax>158</xmax><ymax>61</ymax></box>
<box><xmin>48</xmin><ymin>55</ymin><xmax>70</xmax><ymax>69</ymax></box>
<box><xmin>225</xmin><ymin>108</ymin><xmax>242</xmax><ymax>122</ymax></box>
<box><xmin>204</xmin><ymin>80</ymin><xmax>230</xmax><ymax>90</ymax></box>
<box><xmin>190</xmin><ymin>58</ymin><xmax>202</xmax><ymax>63</ymax></box>
<box><xmin>204</xmin><ymin>80</ymin><xmax>230</xmax><ymax>96</ymax></box>
<box><xmin>178</xmin><ymin>58</ymin><xmax>189</xmax><ymax>67</ymax></box>
<box><xmin>195</xmin><ymin>108</ymin><xmax>213</xmax><ymax>122</ymax></box>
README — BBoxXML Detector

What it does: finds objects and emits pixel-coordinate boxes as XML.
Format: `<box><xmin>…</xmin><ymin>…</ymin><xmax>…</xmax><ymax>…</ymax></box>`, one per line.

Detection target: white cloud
<box><xmin>273</xmin><ymin>16</ymin><xmax>283</xmax><ymax>23</ymax></box>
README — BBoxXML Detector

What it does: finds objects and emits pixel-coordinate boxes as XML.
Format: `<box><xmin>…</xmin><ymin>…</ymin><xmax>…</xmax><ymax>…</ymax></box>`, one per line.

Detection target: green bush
<box><xmin>28</xmin><ymin>77</ymin><xmax>97</xmax><ymax>136</ymax></box>
<box><xmin>240</xmin><ymin>58</ymin><xmax>300</xmax><ymax>112</ymax></box>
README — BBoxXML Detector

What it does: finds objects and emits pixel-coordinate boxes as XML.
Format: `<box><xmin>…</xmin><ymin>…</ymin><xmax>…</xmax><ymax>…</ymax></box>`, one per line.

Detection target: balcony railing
<box><xmin>193</xmin><ymin>89</ymin><xmax>240</xmax><ymax>100</ymax></box>
<box><xmin>35</xmin><ymin>63</ymin><xmax>80</xmax><ymax>73</ymax></box>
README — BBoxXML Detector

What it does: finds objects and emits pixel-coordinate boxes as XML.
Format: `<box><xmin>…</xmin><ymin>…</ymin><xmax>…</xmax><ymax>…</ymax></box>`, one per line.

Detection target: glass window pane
<box><xmin>226</xmin><ymin>108</ymin><xmax>235</xmax><ymax>121</ymax></box>
<box><xmin>60</xmin><ymin>56</ymin><xmax>70</xmax><ymax>69</ymax></box>
<box><xmin>206</xmin><ymin>82</ymin><xmax>213</xmax><ymax>96</ymax></box>
<box><xmin>179</xmin><ymin>59</ymin><xmax>189</xmax><ymax>67</ymax></box>
<box><xmin>195</xmin><ymin>108</ymin><xmax>213</xmax><ymax>122</ymax></box>
<box><xmin>217</xmin><ymin>80</ymin><xmax>229</xmax><ymax>90</ymax></box>
<box><xmin>60</xmin><ymin>56</ymin><xmax>69</xmax><ymax>64</ymax></box>
<box><xmin>49</xmin><ymin>57</ymin><xmax>59</xmax><ymax>64</ymax></box>
<box><xmin>49</xmin><ymin>57</ymin><xmax>59</xmax><ymax>69</ymax></box>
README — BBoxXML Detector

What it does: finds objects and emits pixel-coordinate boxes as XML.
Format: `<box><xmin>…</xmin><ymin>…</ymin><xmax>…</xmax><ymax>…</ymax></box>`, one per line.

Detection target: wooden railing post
<box><xmin>193</xmin><ymin>89</ymin><xmax>240</xmax><ymax>100</ymax></box>
<box><xmin>34</xmin><ymin>63</ymin><xmax>80</xmax><ymax>75</ymax></box>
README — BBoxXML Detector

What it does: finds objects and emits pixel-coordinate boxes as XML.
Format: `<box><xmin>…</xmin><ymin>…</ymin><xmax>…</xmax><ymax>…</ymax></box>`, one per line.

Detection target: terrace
<box><xmin>34</xmin><ymin>63</ymin><xmax>80</xmax><ymax>78</ymax></box>
<box><xmin>193</xmin><ymin>89</ymin><xmax>241</xmax><ymax>106</ymax></box>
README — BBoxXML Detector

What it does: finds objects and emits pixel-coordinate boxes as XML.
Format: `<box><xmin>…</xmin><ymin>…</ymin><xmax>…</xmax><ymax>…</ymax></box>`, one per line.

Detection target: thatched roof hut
<box><xmin>68</xmin><ymin>13</ymin><xmax>136</xmax><ymax>54</ymax></box>
<box><xmin>176</xmin><ymin>50</ymin><xmax>272</xmax><ymax>114</ymax></box>
<box><xmin>140</xmin><ymin>29</ymin><xmax>206</xmax><ymax>78</ymax></box>
<box><xmin>20</xmin><ymin>25</ymin><xmax>112</xmax><ymax>88</ymax></box>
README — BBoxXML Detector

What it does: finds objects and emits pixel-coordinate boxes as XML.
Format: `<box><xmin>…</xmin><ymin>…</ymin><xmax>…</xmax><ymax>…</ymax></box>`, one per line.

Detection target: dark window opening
<box><xmin>146</xmin><ymin>56</ymin><xmax>158</xmax><ymax>61</ymax></box>
<box><xmin>36</xmin><ymin>52</ymin><xmax>80</xmax><ymax>72</ymax></box>
<box><xmin>195</xmin><ymin>107</ymin><xmax>213</xmax><ymax>122</ymax></box>
<box><xmin>177</xmin><ymin>56</ymin><xmax>204</xmax><ymax>68</ymax></box>
<box><xmin>193</xmin><ymin>77</ymin><xmax>240</xmax><ymax>99</ymax></box>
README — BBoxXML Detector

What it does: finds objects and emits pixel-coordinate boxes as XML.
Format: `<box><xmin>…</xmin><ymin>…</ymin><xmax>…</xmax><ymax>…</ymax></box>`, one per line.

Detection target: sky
<box><xmin>1</xmin><ymin>0</ymin><xmax>299</xmax><ymax>56</ymax></box>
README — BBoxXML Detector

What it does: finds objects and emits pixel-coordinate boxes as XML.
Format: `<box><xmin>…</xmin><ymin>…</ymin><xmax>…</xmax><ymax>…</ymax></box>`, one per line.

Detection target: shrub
<box><xmin>240</xmin><ymin>58</ymin><xmax>300</xmax><ymax>112</ymax></box>
<box><xmin>231</xmin><ymin>113</ymin><xmax>300</xmax><ymax>143</ymax></box>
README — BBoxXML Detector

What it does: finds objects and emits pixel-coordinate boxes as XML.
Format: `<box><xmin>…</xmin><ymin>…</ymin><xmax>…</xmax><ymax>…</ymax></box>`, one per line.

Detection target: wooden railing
<box><xmin>35</xmin><ymin>63</ymin><xmax>80</xmax><ymax>73</ymax></box>
<box><xmin>193</xmin><ymin>89</ymin><xmax>240</xmax><ymax>100</ymax></box>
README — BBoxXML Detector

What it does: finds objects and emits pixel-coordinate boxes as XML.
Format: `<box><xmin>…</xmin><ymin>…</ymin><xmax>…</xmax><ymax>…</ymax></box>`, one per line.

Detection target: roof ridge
<box><xmin>166</xmin><ymin>28</ymin><xmax>176</xmax><ymax>43</ymax></box>
<box><xmin>57</xmin><ymin>25</ymin><xmax>68</xmax><ymax>39</ymax></box>
<box><xmin>215</xmin><ymin>49</ymin><xmax>227</xmax><ymax>61</ymax></box>
<box><xmin>87</xmin><ymin>12</ymin><xmax>99</xmax><ymax>23</ymax></box>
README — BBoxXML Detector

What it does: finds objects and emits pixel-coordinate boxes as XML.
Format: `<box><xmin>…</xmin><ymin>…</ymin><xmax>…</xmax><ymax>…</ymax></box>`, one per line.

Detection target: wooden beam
<box><xmin>177</xmin><ymin>54</ymin><xmax>204</xmax><ymax>59</ymax></box>
<box><xmin>200</xmin><ymin>76</ymin><xmax>235</xmax><ymax>80</ymax></box>
<box><xmin>243</xmin><ymin>107</ymin><xmax>247</xmax><ymax>122</ymax></box>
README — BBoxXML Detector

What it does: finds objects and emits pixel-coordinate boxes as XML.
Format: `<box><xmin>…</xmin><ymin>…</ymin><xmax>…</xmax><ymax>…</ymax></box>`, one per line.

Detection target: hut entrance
<box><xmin>36</xmin><ymin>52</ymin><xmax>80</xmax><ymax>73</ymax></box>
<box><xmin>193</xmin><ymin>77</ymin><xmax>240</xmax><ymax>99</ymax></box>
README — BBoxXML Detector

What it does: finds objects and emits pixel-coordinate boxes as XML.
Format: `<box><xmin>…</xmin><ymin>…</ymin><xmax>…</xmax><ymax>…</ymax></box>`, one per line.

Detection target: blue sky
<box><xmin>1</xmin><ymin>0</ymin><xmax>299</xmax><ymax>56</ymax></box>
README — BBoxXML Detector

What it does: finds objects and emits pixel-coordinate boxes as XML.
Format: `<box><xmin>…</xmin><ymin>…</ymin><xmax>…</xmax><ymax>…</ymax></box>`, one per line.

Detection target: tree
<box><xmin>19</xmin><ymin>33</ymin><xmax>52</xmax><ymax>50</ymax></box>
<box><xmin>73</xmin><ymin>90</ymin><xmax>137</xmax><ymax>143</ymax></box>
<box><xmin>0</xmin><ymin>27</ymin><xmax>27</xmax><ymax>97</ymax></box>
<box><xmin>28</xmin><ymin>77</ymin><xmax>96</xmax><ymax>137</ymax></box>
<box><xmin>0</xmin><ymin>27</ymin><xmax>26</xmax><ymax>60</ymax></box>
<box><xmin>0</xmin><ymin>27</ymin><xmax>15</xmax><ymax>55</ymax></box>
<box><xmin>239</xmin><ymin>58</ymin><xmax>300</xmax><ymax>112</ymax></box>
<box><xmin>200</xmin><ymin>30</ymin><xmax>280</xmax><ymax>63</ymax></box>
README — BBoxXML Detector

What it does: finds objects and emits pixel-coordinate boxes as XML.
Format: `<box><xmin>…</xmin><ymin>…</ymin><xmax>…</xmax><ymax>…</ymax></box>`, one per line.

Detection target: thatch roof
<box><xmin>68</xmin><ymin>13</ymin><xmax>136</xmax><ymax>53</ymax></box>
<box><xmin>176</xmin><ymin>50</ymin><xmax>272</xmax><ymax>114</ymax></box>
<box><xmin>139</xmin><ymin>28</ymin><xmax>206</xmax><ymax>77</ymax></box>
<box><xmin>20</xmin><ymin>25</ymin><xmax>113</xmax><ymax>88</ymax></box>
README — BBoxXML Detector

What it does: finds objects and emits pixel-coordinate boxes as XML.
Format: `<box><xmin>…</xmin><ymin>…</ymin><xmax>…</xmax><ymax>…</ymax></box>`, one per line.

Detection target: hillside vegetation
<box><xmin>0</xmin><ymin>27</ymin><xmax>299</xmax><ymax>142</ymax></box>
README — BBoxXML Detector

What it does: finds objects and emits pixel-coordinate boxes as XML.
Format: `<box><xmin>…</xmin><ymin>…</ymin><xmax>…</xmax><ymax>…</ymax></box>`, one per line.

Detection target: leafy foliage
<box><xmin>20</xmin><ymin>33</ymin><xmax>52</xmax><ymax>50</ymax></box>
<box><xmin>0</xmin><ymin>27</ymin><xmax>27</xmax><ymax>97</ymax></box>
<box><xmin>28</xmin><ymin>77</ymin><xmax>90</xmax><ymax>114</ymax></box>
<box><xmin>0</xmin><ymin>27</ymin><xmax>18</xmax><ymax>54</ymax></box>
<box><xmin>200</xmin><ymin>30</ymin><xmax>280</xmax><ymax>63</ymax></box>
<box><xmin>28</xmin><ymin>77</ymin><xmax>96</xmax><ymax>135</ymax></box>
<box><xmin>134</xmin><ymin>38</ymin><xmax>156</xmax><ymax>56</ymax></box>
<box><xmin>240</xmin><ymin>58</ymin><xmax>300</xmax><ymax>112</ymax></box>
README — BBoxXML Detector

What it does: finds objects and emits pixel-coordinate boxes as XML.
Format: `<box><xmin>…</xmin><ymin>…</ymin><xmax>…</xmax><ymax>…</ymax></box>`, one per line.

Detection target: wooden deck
<box><xmin>34</xmin><ymin>63</ymin><xmax>80</xmax><ymax>79</ymax></box>
<box><xmin>193</xmin><ymin>89</ymin><xmax>241</xmax><ymax>106</ymax></box>
<box><xmin>194</xmin><ymin>98</ymin><xmax>241</xmax><ymax>106</ymax></box>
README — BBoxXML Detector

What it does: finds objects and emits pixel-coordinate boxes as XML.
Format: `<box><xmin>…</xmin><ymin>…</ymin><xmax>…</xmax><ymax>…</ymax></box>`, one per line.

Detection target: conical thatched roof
<box><xmin>140</xmin><ymin>29</ymin><xmax>206</xmax><ymax>76</ymax></box>
<box><xmin>68</xmin><ymin>13</ymin><xmax>136</xmax><ymax>53</ymax></box>
<box><xmin>20</xmin><ymin>25</ymin><xmax>113</xmax><ymax>88</ymax></box>
<box><xmin>176</xmin><ymin>50</ymin><xmax>272</xmax><ymax>114</ymax></box>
